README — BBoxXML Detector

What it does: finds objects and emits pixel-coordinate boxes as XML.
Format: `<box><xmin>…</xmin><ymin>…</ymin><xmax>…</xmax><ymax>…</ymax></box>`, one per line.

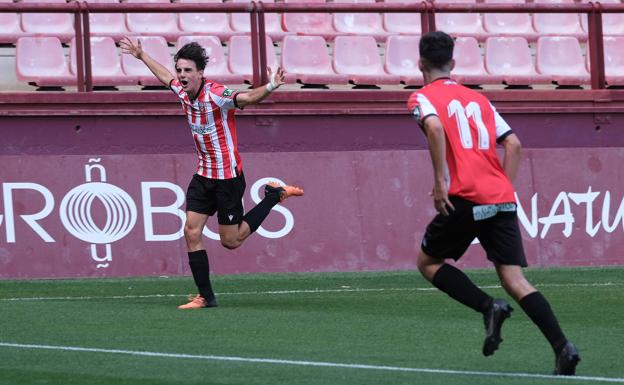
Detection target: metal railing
<box><xmin>0</xmin><ymin>1</ymin><xmax>622</xmax><ymax>91</ymax></box>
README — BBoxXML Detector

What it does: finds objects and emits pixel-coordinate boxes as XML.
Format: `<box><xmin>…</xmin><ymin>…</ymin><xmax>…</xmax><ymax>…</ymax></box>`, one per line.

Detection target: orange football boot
<box><xmin>177</xmin><ymin>294</ymin><xmax>217</xmax><ymax>309</ymax></box>
<box><xmin>265</xmin><ymin>182</ymin><xmax>304</xmax><ymax>202</ymax></box>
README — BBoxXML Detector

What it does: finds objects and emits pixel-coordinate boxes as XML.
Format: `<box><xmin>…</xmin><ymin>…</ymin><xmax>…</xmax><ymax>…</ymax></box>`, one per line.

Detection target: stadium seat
<box><xmin>280</xmin><ymin>35</ymin><xmax>348</xmax><ymax>86</ymax></box>
<box><xmin>452</xmin><ymin>36</ymin><xmax>502</xmax><ymax>85</ymax></box>
<box><xmin>281</xmin><ymin>0</ymin><xmax>338</xmax><ymax>40</ymax></box>
<box><xmin>484</xmin><ymin>37</ymin><xmax>551</xmax><ymax>86</ymax></box>
<box><xmin>580</xmin><ymin>0</ymin><xmax>624</xmax><ymax>36</ymax></box>
<box><xmin>333</xmin><ymin>35</ymin><xmax>400</xmax><ymax>86</ymax></box>
<box><xmin>384</xmin><ymin>35</ymin><xmax>424</xmax><ymax>86</ymax></box>
<box><xmin>87</xmin><ymin>0</ymin><xmax>129</xmax><ymax>40</ymax></box>
<box><xmin>230</xmin><ymin>0</ymin><xmax>289</xmax><ymax>41</ymax></box>
<box><xmin>121</xmin><ymin>36</ymin><xmax>175</xmax><ymax>86</ymax></box>
<box><xmin>178</xmin><ymin>0</ymin><xmax>236</xmax><ymax>41</ymax></box>
<box><xmin>16</xmin><ymin>37</ymin><xmax>75</xmax><ymax>87</ymax></box>
<box><xmin>0</xmin><ymin>0</ymin><xmax>26</xmax><ymax>44</ymax></box>
<box><xmin>382</xmin><ymin>0</ymin><xmax>422</xmax><ymax>35</ymax></box>
<box><xmin>227</xmin><ymin>35</ymin><xmax>278</xmax><ymax>83</ymax></box>
<box><xmin>333</xmin><ymin>0</ymin><xmax>388</xmax><ymax>41</ymax></box>
<box><xmin>603</xmin><ymin>36</ymin><xmax>624</xmax><ymax>86</ymax></box>
<box><xmin>532</xmin><ymin>0</ymin><xmax>585</xmax><ymax>39</ymax></box>
<box><xmin>586</xmin><ymin>36</ymin><xmax>624</xmax><ymax>87</ymax></box>
<box><xmin>20</xmin><ymin>0</ymin><xmax>74</xmax><ymax>43</ymax></box>
<box><xmin>482</xmin><ymin>0</ymin><xmax>538</xmax><ymax>41</ymax></box>
<box><xmin>126</xmin><ymin>0</ymin><xmax>181</xmax><ymax>42</ymax></box>
<box><xmin>176</xmin><ymin>36</ymin><xmax>246</xmax><ymax>85</ymax></box>
<box><xmin>434</xmin><ymin>0</ymin><xmax>488</xmax><ymax>41</ymax></box>
<box><xmin>69</xmin><ymin>36</ymin><xmax>137</xmax><ymax>87</ymax></box>
<box><xmin>536</xmin><ymin>36</ymin><xmax>590</xmax><ymax>86</ymax></box>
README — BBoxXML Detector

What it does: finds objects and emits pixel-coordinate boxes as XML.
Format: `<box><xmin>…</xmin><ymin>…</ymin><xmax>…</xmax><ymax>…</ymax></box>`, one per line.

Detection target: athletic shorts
<box><xmin>421</xmin><ymin>196</ymin><xmax>527</xmax><ymax>267</ymax></box>
<box><xmin>185</xmin><ymin>172</ymin><xmax>246</xmax><ymax>225</ymax></box>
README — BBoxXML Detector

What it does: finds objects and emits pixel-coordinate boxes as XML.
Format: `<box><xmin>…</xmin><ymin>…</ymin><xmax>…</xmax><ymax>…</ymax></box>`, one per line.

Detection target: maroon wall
<box><xmin>1</xmin><ymin>90</ymin><xmax>624</xmax><ymax>278</ymax></box>
<box><xmin>1</xmin><ymin>148</ymin><xmax>623</xmax><ymax>279</ymax></box>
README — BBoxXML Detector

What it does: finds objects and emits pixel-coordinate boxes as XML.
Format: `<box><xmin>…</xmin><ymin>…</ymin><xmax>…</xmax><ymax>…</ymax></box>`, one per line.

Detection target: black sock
<box><xmin>188</xmin><ymin>250</ymin><xmax>215</xmax><ymax>301</ymax></box>
<box><xmin>519</xmin><ymin>291</ymin><xmax>567</xmax><ymax>353</ymax></box>
<box><xmin>432</xmin><ymin>264</ymin><xmax>493</xmax><ymax>313</ymax></box>
<box><xmin>242</xmin><ymin>191</ymin><xmax>281</xmax><ymax>233</ymax></box>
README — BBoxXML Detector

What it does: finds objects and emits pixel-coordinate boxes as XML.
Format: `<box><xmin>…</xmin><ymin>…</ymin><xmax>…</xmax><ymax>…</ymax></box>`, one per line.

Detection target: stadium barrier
<box><xmin>1</xmin><ymin>1</ymin><xmax>624</xmax><ymax>89</ymax></box>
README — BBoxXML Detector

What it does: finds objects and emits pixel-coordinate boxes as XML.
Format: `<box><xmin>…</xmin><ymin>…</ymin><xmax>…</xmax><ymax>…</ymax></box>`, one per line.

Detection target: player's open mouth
<box><xmin>181</xmin><ymin>80</ymin><xmax>188</xmax><ymax>87</ymax></box>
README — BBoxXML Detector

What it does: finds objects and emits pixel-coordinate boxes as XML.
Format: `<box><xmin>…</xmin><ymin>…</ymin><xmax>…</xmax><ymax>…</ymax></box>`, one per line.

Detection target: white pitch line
<box><xmin>0</xmin><ymin>342</ymin><xmax>622</xmax><ymax>383</ymax></box>
<box><xmin>0</xmin><ymin>282</ymin><xmax>620</xmax><ymax>302</ymax></box>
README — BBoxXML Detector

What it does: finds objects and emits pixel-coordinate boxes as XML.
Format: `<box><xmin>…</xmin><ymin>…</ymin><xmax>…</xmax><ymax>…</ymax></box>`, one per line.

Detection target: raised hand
<box><xmin>119</xmin><ymin>36</ymin><xmax>143</xmax><ymax>59</ymax></box>
<box><xmin>267</xmin><ymin>66</ymin><xmax>286</xmax><ymax>89</ymax></box>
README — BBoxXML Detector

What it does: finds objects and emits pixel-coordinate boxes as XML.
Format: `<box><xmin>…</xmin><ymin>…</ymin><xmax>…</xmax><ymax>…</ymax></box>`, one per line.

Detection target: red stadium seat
<box><xmin>281</xmin><ymin>35</ymin><xmax>348</xmax><ymax>86</ymax></box>
<box><xmin>281</xmin><ymin>0</ymin><xmax>338</xmax><ymax>40</ymax></box>
<box><xmin>532</xmin><ymin>0</ymin><xmax>585</xmax><ymax>39</ymax></box>
<box><xmin>586</xmin><ymin>36</ymin><xmax>624</xmax><ymax>86</ymax></box>
<box><xmin>485</xmin><ymin>36</ymin><xmax>551</xmax><ymax>86</ymax></box>
<box><xmin>176</xmin><ymin>36</ymin><xmax>246</xmax><ymax>85</ymax></box>
<box><xmin>230</xmin><ymin>0</ymin><xmax>289</xmax><ymax>41</ymax></box>
<box><xmin>580</xmin><ymin>0</ymin><xmax>624</xmax><ymax>36</ymax></box>
<box><xmin>482</xmin><ymin>0</ymin><xmax>538</xmax><ymax>41</ymax></box>
<box><xmin>333</xmin><ymin>0</ymin><xmax>389</xmax><ymax>41</ymax></box>
<box><xmin>435</xmin><ymin>0</ymin><xmax>488</xmax><ymax>41</ymax></box>
<box><xmin>333</xmin><ymin>35</ymin><xmax>400</xmax><ymax>86</ymax></box>
<box><xmin>178</xmin><ymin>0</ymin><xmax>236</xmax><ymax>41</ymax></box>
<box><xmin>227</xmin><ymin>35</ymin><xmax>278</xmax><ymax>83</ymax></box>
<box><xmin>88</xmin><ymin>0</ymin><xmax>129</xmax><ymax>40</ymax></box>
<box><xmin>126</xmin><ymin>0</ymin><xmax>181</xmax><ymax>42</ymax></box>
<box><xmin>121</xmin><ymin>36</ymin><xmax>175</xmax><ymax>86</ymax></box>
<box><xmin>452</xmin><ymin>36</ymin><xmax>503</xmax><ymax>85</ymax></box>
<box><xmin>0</xmin><ymin>0</ymin><xmax>26</xmax><ymax>44</ymax></box>
<box><xmin>604</xmin><ymin>36</ymin><xmax>624</xmax><ymax>86</ymax></box>
<box><xmin>382</xmin><ymin>0</ymin><xmax>422</xmax><ymax>34</ymax></box>
<box><xmin>16</xmin><ymin>37</ymin><xmax>75</xmax><ymax>87</ymax></box>
<box><xmin>69</xmin><ymin>37</ymin><xmax>138</xmax><ymax>87</ymax></box>
<box><xmin>536</xmin><ymin>36</ymin><xmax>590</xmax><ymax>86</ymax></box>
<box><xmin>384</xmin><ymin>35</ymin><xmax>424</xmax><ymax>86</ymax></box>
<box><xmin>21</xmin><ymin>0</ymin><xmax>74</xmax><ymax>43</ymax></box>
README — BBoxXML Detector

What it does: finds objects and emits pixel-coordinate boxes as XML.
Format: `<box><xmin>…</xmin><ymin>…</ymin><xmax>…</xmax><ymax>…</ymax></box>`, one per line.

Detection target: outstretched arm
<box><xmin>423</xmin><ymin>116</ymin><xmax>454</xmax><ymax>216</ymax></box>
<box><xmin>235</xmin><ymin>67</ymin><xmax>285</xmax><ymax>108</ymax></box>
<box><xmin>119</xmin><ymin>37</ymin><xmax>174</xmax><ymax>87</ymax></box>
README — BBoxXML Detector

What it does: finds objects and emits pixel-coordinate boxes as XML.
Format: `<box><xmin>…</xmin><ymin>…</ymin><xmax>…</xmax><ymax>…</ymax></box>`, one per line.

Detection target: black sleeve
<box><xmin>496</xmin><ymin>130</ymin><xmax>514</xmax><ymax>144</ymax></box>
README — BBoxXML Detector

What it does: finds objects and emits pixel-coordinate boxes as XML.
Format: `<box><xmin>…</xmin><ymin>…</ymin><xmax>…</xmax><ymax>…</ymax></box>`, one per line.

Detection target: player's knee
<box><xmin>184</xmin><ymin>223</ymin><xmax>202</xmax><ymax>242</ymax></box>
<box><xmin>416</xmin><ymin>256</ymin><xmax>427</xmax><ymax>275</ymax></box>
<box><xmin>220</xmin><ymin>236</ymin><xmax>241</xmax><ymax>250</ymax></box>
<box><xmin>416</xmin><ymin>252</ymin><xmax>435</xmax><ymax>279</ymax></box>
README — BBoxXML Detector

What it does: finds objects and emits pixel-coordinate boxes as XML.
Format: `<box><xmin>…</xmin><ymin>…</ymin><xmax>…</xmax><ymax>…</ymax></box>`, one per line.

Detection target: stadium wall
<box><xmin>1</xmin><ymin>91</ymin><xmax>624</xmax><ymax>279</ymax></box>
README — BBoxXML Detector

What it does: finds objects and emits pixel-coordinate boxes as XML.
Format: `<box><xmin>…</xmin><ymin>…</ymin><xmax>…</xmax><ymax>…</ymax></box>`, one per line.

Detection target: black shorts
<box><xmin>421</xmin><ymin>196</ymin><xmax>527</xmax><ymax>267</ymax></box>
<box><xmin>185</xmin><ymin>173</ymin><xmax>246</xmax><ymax>225</ymax></box>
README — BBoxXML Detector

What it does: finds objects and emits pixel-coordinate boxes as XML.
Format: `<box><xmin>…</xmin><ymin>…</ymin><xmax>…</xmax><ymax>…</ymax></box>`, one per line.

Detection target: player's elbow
<box><xmin>424</xmin><ymin>122</ymin><xmax>444</xmax><ymax>140</ymax></box>
<box><xmin>235</xmin><ymin>94</ymin><xmax>252</xmax><ymax>109</ymax></box>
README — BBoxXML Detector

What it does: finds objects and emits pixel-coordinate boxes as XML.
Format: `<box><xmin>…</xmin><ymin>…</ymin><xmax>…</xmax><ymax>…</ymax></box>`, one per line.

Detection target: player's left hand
<box><xmin>267</xmin><ymin>67</ymin><xmax>286</xmax><ymax>90</ymax></box>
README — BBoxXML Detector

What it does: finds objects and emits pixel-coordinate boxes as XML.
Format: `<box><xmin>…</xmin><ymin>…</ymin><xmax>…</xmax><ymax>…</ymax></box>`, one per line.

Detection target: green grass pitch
<box><xmin>1</xmin><ymin>267</ymin><xmax>623</xmax><ymax>385</ymax></box>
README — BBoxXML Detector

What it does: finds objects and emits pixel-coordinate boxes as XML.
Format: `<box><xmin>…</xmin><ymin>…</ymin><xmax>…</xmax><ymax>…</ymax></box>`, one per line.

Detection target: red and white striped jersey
<box><xmin>170</xmin><ymin>79</ymin><xmax>242</xmax><ymax>180</ymax></box>
<box><xmin>407</xmin><ymin>78</ymin><xmax>516</xmax><ymax>205</ymax></box>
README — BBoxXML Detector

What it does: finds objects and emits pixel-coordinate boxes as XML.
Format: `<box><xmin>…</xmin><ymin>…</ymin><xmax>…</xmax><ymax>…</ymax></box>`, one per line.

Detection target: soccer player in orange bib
<box><xmin>120</xmin><ymin>38</ymin><xmax>303</xmax><ymax>309</ymax></box>
<box><xmin>407</xmin><ymin>31</ymin><xmax>579</xmax><ymax>375</ymax></box>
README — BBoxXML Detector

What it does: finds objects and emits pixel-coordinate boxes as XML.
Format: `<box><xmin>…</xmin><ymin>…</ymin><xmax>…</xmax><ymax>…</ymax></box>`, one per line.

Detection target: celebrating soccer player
<box><xmin>407</xmin><ymin>31</ymin><xmax>580</xmax><ymax>375</ymax></box>
<box><xmin>120</xmin><ymin>37</ymin><xmax>303</xmax><ymax>309</ymax></box>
